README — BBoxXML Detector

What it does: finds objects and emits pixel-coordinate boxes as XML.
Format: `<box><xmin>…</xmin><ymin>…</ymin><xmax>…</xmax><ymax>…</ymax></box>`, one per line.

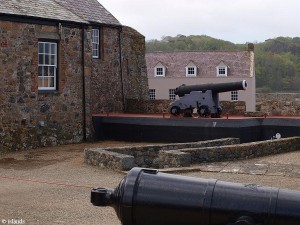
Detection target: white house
<box><xmin>146</xmin><ymin>44</ymin><xmax>256</xmax><ymax>112</ymax></box>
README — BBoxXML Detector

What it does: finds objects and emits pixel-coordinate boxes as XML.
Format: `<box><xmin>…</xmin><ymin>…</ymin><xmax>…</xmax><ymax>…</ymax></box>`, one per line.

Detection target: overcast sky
<box><xmin>98</xmin><ymin>0</ymin><xmax>300</xmax><ymax>44</ymax></box>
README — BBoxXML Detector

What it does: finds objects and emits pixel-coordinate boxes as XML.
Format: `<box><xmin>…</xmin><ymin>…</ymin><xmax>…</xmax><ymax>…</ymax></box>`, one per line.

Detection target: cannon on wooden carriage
<box><xmin>169</xmin><ymin>80</ymin><xmax>247</xmax><ymax>117</ymax></box>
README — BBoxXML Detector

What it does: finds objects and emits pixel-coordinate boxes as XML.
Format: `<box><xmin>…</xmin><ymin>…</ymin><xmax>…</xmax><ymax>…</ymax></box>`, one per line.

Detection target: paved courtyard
<box><xmin>0</xmin><ymin>141</ymin><xmax>300</xmax><ymax>225</ymax></box>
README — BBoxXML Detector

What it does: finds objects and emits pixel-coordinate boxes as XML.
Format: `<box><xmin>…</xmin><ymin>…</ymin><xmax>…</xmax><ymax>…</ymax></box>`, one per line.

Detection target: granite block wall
<box><xmin>0</xmin><ymin>22</ymin><xmax>85</xmax><ymax>150</ymax></box>
<box><xmin>0</xmin><ymin>20</ymin><xmax>148</xmax><ymax>151</ymax></box>
<box><xmin>84</xmin><ymin>137</ymin><xmax>300</xmax><ymax>170</ymax></box>
<box><xmin>125</xmin><ymin>99</ymin><xmax>246</xmax><ymax>115</ymax></box>
<box><xmin>256</xmin><ymin>93</ymin><xmax>300</xmax><ymax>116</ymax></box>
<box><xmin>84</xmin><ymin>138</ymin><xmax>240</xmax><ymax>170</ymax></box>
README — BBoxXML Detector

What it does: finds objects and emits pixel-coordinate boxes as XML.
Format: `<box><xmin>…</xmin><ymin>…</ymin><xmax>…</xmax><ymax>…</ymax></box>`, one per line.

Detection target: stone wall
<box><xmin>88</xmin><ymin>26</ymin><xmax>124</xmax><ymax>115</ymax></box>
<box><xmin>121</xmin><ymin>26</ymin><xmax>149</xmax><ymax>102</ymax></box>
<box><xmin>180</xmin><ymin>137</ymin><xmax>300</xmax><ymax>163</ymax></box>
<box><xmin>0</xmin><ymin>20</ymin><xmax>148</xmax><ymax>151</ymax></box>
<box><xmin>84</xmin><ymin>148</ymin><xmax>134</xmax><ymax>171</ymax></box>
<box><xmin>84</xmin><ymin>137</ymin><xmax>300</xmax><ymax>170</ymax></box>
<box><xmin>256</xmin><ymin>93</ymin><xmax>300</xmax><ymax>116</ymax></box>
<box><xmin>84</xmin><ymin>138</ymin><xmax>240</xmax><ymax>170</ymax></box>
<box><xmin>125</xmin><ymin>99</ymin><xmax>170</xmax><ymax>113</ymax></box>
<box><xmin>125</xmin><ymin>99</ymin><xmax>246</xmax><ymax>115</ymax></box>
<box><xmin>126</xmin><ymin>93</ymin><xmax>300</xmax><ymax>116</ymax></box>
<box><xmin>0</xmin><ymin>21</ymin><xmax>85</xmax><ymax>150</ymax></box>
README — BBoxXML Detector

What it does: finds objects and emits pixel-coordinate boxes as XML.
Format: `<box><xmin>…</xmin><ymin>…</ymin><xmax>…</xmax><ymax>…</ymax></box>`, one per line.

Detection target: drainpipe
<box><xmin>118</xmin><ymin>27</ymin><xmax>126</xmax><ymax>111</ymax></box>
<box><xmin>81</xmin><ymin>25</ymin><xmax>87</xmax><ymax>141</ymax></box>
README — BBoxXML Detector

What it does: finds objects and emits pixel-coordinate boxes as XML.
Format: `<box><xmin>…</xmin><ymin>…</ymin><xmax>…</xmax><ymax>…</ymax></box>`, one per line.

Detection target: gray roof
<box><xmin>56</xmin><ymin>0</ymin><xmax>120</xmax><ymax>25</ymax></box>
<box><xmin>0</xmin><ymin>0</ymin><xmax>121</xmax><ymax>25</ymax></box>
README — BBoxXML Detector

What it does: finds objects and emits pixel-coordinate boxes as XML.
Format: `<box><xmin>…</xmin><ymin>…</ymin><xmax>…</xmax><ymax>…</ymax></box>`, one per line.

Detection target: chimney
<box><xmin>247</xmin><ymin>43</ymin><xmax>254</xmax><ymax>51</ymax></box>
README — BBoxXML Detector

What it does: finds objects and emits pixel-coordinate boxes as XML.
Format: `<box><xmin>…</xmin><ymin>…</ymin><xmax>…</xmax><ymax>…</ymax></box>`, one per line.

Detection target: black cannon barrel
<box><xmin>91</xmin><ymin>167</ymin><xmax>300</xmax><ymax>225</ymax></box>
<box><xmin>175</xmin><ymin>80</ymin><xmax>247</xmax><ymax>97</ymax></box>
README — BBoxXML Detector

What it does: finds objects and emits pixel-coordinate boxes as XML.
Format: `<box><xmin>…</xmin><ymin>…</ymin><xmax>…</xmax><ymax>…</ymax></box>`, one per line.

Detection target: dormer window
<box><xmin>156</xmin><ymin>67</ymin><xmax>164</xmax><ymax>76</ymax></box>
<box><xmin>185</xmin><ymin>62</ymin><xmax>197</xmax><ymax>77</ymax></box>
<box><xmin>216</xmin><ymin>61</ymin><xmax>229</xmax><ymax>77</ymax></box>
<box><xmin>154</xmin><ymin>62</ymin><xmax>166</xmax><ymax>77</ymax></box>
<box><xmin>218</xmin><ymin>66</ymin><xmax>227</xmax><ymax>76</ymax></box>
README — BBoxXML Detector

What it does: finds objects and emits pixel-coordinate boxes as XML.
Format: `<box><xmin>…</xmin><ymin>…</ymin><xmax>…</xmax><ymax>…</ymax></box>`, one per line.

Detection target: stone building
<box><xmin>0</xmin><ymin>0</ymin><xmax>148</xmax><ymax>150</ymax></box>
<box><xmin>146</xmin><ymin>44</ymin><xmax>256</xmax><ymax>112</ymax></box>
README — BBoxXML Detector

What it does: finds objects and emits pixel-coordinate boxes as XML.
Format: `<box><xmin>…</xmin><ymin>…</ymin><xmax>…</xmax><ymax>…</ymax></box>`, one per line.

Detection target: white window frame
<box><xmin>154</xmin><ymin>67</ymin><xmax>165</xmax><ymax>77</ymax></box>
<box><xmin>217</xmin><ymin>66</ymin><xmax>228</xmax><ymax>77</ymax></box>
<box><xmin>169</xmin><ymin>89</ymin><xmax>176</xmax><ymax>100</ymax></box>
<box><xmin>149</xmin><ymin>89</ymin><xmax>156</xmax><ymax>100</ymax></box>
<box><xmin>92</xmin><ymin>29</ymin><xmax>99</xmax><ymax>58</ymax></box>
<box><xmin>38</xmin><ymin>42</ymin><xmax>57</xmax><ymax>91</ymax></box>
<box><xmin>231</xmin><ymin>91</ymin><xmax>238</xmax><ymax>101</ymax></box>
<box><xmin>186</xmin><ymin>66</ymin><xmax>197</xmax><ymax>77</ymax></box>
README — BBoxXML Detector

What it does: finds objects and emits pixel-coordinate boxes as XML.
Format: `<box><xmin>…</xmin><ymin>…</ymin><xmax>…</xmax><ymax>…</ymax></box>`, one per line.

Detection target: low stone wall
<box><xmin>84</xmin><ymin>149</ymin><xmax>135</xmax><ymax>171</ymax></box>
<box><xmin>220</xmin><ymin>101</ymin><xmax>246</xmax><ymax>115</ymax></box>
<box><xmin>85</xmin><ymin>137</ymin><xmax>300</xmax><ymax>170</ymax></box>
<box><xmin>158</xmin><ymin>150</ymin><xmax>191</xmax><ymax>168</ymax></box>
<box><xmin>181</xmin><ymin>137</ymin><xmax>300</xmax><ymax>163</ymax></box>
<box><xmin>125</xmin><ymin>99</ymin><xmax>246</xmax><ymax>115</ymax></box>
<box><xmin>125</xmin><ymin>93</ymin><xmax>300</xmax><ymax>116</ymax></box>
<box><xmin>257</xmin><ymin>93</ymin><xmax>300</xmax><ymax>101</ymax></box>
<box><xmin>256</xmin><ymin>93</ymin><xmax>300</xmax><ymax>116</ymax></box>
<box><xmin>125</xmin><ymin>99</ymin><xmax>170</xmax><ymax>114</ymax></box>
<box><xmin>84</xmin><ymin>138</ymin><xmax>239</xmax><ymax>170</ymax></box>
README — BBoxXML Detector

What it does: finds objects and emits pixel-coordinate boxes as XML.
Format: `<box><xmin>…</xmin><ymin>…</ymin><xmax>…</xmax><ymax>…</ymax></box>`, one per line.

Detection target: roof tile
<box><xmin>0</xmin><ymin>0</ymin><xmax>87</xmax><ymax>23</ymax></box>
<box><xmin>146</xmin><ymin>51</ymin><xmax>252</xmax><ymax>78</ymax></box>
<box><xmin>0</xmin><ymin>0</ymin><xmax>120</xmax><ymax>25</ymax></box>
<box><xmin>55</xmin><ymin>0</ymin><xmax>120</xmax><ymax>25</ymax></box>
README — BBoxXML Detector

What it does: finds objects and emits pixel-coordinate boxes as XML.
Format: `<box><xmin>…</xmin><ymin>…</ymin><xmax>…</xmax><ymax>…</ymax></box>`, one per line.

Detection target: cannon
<box><xmin>91</xmin><ymin>167</ymin><xmax>300</xmax><ymax>225</ymax></box>
<box><xmin>169</xmin><ymin>80</ymin><xmax>247</xmax><ymax>117</ymax></box>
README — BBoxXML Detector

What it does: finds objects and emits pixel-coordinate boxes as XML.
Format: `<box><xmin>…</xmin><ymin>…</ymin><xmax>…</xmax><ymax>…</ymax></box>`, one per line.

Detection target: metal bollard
<box><xmin>91</xmin><ymin>167</ymin><xmax>300</xmax><ymax>225</ymax></box>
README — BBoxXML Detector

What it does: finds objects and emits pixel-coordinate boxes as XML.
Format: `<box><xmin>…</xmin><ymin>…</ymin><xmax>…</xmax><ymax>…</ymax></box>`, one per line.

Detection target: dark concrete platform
<box><xmin>93</xmin><ymin>114</ymin><xmax>300</xmax><ymax>143</ymax></box>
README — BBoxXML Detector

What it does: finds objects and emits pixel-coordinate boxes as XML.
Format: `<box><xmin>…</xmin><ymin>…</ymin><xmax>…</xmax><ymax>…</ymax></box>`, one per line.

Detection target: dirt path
<box><xmin>1</xmin><ymin>141</ymin><xmax>300</xmax><ymax>225</ymax></box>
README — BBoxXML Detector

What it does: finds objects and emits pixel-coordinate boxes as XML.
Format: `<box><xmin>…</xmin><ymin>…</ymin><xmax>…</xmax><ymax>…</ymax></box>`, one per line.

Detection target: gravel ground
<box><xmin>1</xmin><ymin>141</ymin><xmax>300</xmax><ymax>225</ymax></box>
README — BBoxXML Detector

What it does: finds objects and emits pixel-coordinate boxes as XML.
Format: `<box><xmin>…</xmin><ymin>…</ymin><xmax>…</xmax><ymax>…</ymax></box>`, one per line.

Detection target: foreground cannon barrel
<box><xmin>91</xmin><ymin>167</ymin><xmax>300</xmax><ymax>225</ymax></box>
<box><xmin>175</xmin><ymin>80</ymin><xmax>247</xmax><ymax>97</ymax></box>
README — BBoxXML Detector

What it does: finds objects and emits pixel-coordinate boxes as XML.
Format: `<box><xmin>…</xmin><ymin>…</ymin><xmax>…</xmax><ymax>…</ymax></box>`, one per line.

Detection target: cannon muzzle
<box><xmin>91</xmin><ymin>167</ymin><xmax>300</xmax><ymax>225</ymax></box>
<box><xmin>175</xmin><ymin>80</ymin><xmax>247</xmax><ymax>97</ymax></box>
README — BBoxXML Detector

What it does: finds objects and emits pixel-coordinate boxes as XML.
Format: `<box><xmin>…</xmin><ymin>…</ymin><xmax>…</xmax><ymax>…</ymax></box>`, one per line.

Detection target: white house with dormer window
<box><xmin>146</xmin><ymin>44</ymin><xmax>256</xmax><ymax>112</ymax></box>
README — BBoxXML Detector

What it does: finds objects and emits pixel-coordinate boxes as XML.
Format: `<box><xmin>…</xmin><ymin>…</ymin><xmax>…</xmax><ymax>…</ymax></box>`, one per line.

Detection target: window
<box><xmin>92</xmin><ymin>29</ymin><xmax>99</xmax><ymax>58</ymax></box>
<box><xmin>155</xmin><ymin>67</ymin><xmax>165</xmax><ymax>77</ymax></box>
<box><xmin>38</xmin><ymin>42</ymin><xmax>57</xmax><ymax>91</ymax></box>
<box><xmin>169</xmin><ymin>89</ymin><xmax>176</xmax><ymax>100</ymax></box>
<box><xmin>231</xmin><ymin>91</ymin><xmax>238</xmax><ymax>101</ymax></box>
<box><xmin>186</xmin><ymin>66</ymin><xmax>196</xmax><ymax>77</ymax></box>
<box><xmin>217</xmin><ymin>66</ymin><xmax>227</xmax><ymax>77</ymax></box>
<box><xmin>149</xmin><ymin>89</ymin><xmax>156</xmax><ymax>100</ymax></box>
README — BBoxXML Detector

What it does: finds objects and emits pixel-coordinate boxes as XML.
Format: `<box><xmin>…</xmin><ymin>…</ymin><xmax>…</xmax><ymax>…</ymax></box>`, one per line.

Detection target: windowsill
<box><xmin>38</xmin><ymin>90</ymin><xmax>59</xmax><ymax>95</ymax></box>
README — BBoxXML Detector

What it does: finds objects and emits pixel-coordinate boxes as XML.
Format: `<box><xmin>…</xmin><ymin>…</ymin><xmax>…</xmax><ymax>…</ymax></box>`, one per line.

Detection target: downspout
<box><xmin>81</xmin><ymin>25</ymin><xmax>87</xmax><ymax>141</ymax></box>
<box><xmin>118</xmin><ymin>26</ymin><xmax>126</xmax><ymax>111</ymax></box>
